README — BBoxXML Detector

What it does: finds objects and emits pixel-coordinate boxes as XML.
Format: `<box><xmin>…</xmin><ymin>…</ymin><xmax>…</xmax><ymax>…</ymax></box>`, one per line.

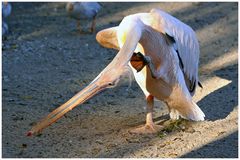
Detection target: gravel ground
<box><xmin>2</xmin><ymin>2</ymin><xmax>238</xmax><ymax>158</ymax></box>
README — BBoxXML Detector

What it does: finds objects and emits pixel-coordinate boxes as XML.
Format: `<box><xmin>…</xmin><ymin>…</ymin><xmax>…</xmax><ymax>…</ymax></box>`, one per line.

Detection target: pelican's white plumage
<box><xmin>2</xmin><ymin>2</ymin><xmax>11</xmax><ymax>35</ymax></box>
<box><xmin>2</xmin><ymin>21</ymin><xmax>8</xmax><ymax>35</ymax></box>
<box><xmin>66</xmin><ymin>2</ymin><xmax>101</xmax><ymax>33</ymax></box>
<box><xmin>29</xmin><ymin>8</ymin><xmax>204</xmax><ymax>135</ymax></box>
<box><xmin>96</xmin><ymin>8</ymin><xmax>204</xmax><ymax>133</ymax></box>
<box><xmin>2</xmin><ymin>2</ymin><xmax>11</xmax><ymax>18</ymax></box>
<box><xmin>150</xmin><ymin>9</ymin><xmax>200</xmax><ymax>93</ymax></box>
<box><xmin>66</xmin><ymin>2</ymin><xmax>101</xmax><ymax>19</ymax></box>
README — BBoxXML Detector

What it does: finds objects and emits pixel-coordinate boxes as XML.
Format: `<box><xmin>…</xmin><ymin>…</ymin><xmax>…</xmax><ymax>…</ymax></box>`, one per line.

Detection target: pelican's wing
<box><xmin>150</xmin><ymin>9</ymin><xmax>200</xmax><ymax>94</ymax></box>
<box><xmin>82</xmin><ymin>2</ymin><xmax>101</xmax><ymax>16</ymax></box>
<box><xmin>96</xmin><ymin>27</ymin><xmax>120</xmax><ymax>50</ymax></box>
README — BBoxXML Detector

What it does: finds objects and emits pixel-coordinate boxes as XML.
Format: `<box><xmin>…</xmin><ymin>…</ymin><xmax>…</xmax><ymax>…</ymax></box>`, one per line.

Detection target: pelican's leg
<box><xmin>90</xmin><ymin>16</ymin><xmax>96</xmax><ymax>33</ymax></box>
<box><xmin>129</xmin><ymin>95</ymin><xmax>163</xmax><ymax>134</ymax></box>
<box><xmin>77</xmin><ymin>20</ymin><xmax>84</xmax><ymax>34</ymax></box>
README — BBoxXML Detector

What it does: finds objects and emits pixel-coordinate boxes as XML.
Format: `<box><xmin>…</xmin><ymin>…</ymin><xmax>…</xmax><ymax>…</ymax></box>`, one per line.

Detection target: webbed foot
<box><xmin>129</xmin><ymin>124</ymin><xmax>164</xmax><ymax>134</ymax></box>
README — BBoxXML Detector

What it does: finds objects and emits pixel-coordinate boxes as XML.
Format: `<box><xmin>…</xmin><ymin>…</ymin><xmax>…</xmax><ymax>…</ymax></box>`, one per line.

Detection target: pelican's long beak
<box><xmin>27</xmin><ymin>25</ymin><xmax>142</xmax><ymax>136</ymax></box>
<box><xmin>27</xmin><ymin>79</ymin><xmax>105</xmax><ymax>136</ymax></box>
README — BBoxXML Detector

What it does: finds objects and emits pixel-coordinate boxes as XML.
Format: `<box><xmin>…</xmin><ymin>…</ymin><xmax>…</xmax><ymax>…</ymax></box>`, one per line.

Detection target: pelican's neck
<box><xmin>113</xmin><ymin>23</ymin><xmax>143</xmax><ymax>67</ymax></box>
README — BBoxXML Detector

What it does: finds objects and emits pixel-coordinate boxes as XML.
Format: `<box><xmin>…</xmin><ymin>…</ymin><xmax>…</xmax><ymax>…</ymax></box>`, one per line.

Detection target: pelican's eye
<box><xmin>108</xmin><ymin>82</ymin><xmax>114</xmax><ymax>86</ymax></box>
<box><xmin>107</xmin><ymin>79</ymin><xmax>120</xmax><ymax>88</ymax></box>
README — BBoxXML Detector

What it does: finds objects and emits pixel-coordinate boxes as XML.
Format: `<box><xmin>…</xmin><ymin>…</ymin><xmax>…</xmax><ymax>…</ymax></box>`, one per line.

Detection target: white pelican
<box><xmin>66</xmin><ymin>2</ymin><xmax>101</xmax><ymax>33</ymax></box>
<box><xmin>2</xmin><ymin>2</ymin><xmax>11</xmax><ymax>18</ymax></box>
<box><xmin>2</xmin><ymin>21</ymin><xmax>8</xmax><ymax>35</ymax></box>
<box><xmin>2</xmin><ymin>2</ymin><xmax>11</xmax><ymax>35</ymax></box>
<box><xmin>28</xmin><ymin>8</ymin><xmax>204</xmax><ymax>136</ymax></box>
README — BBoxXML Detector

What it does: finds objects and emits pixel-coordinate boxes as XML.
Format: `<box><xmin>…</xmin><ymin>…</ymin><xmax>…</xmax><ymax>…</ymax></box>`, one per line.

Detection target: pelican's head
<box><xmin>93</xmin><ymin>59</ymin><xmax>132</xmax><ymax>87</ymax></box>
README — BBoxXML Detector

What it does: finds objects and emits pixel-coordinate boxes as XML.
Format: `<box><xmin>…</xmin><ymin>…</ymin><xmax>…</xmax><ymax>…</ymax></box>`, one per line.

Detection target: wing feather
<box><xmin>150</xmin><ymin>8</ymin><xmax>200</xmax><ymax>94</ymax></box>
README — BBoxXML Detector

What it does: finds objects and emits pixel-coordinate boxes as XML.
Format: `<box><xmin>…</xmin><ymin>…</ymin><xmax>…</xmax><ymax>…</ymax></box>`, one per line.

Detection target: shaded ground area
<box><xmin>2</xmin><ymin>2</ymin><xmax>238</xmax><ymax>158</ymax></box>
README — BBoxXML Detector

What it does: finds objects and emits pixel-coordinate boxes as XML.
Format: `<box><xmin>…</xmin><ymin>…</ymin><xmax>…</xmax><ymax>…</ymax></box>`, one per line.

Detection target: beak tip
<box><xmin>26</xmin><ymin>131</ymin><xmax>33</xmax><ymax>137</ymax></box>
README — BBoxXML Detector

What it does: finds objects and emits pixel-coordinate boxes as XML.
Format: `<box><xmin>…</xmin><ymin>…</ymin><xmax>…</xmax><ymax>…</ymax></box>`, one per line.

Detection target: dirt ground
<box><xmin>2</xmin><ymin>2</ymin><xmax>238</xmax><ymax>158</ymax></box>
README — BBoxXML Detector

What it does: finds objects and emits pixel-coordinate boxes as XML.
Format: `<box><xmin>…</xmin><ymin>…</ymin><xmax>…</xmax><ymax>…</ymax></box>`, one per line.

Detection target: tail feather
<box><xmin>169</xmin><ymin>101</ymin><xmax>205</xmax><ymax>121</ymax></box>
<box><xmin>186</xmin><ymin>101</ymin><xmax>205</xmax><ymax>121</ymax></box>
<box><xmin>167</xmin><ymin>85</ymin><xmax>205</xmax><ymax>121</ymax></box>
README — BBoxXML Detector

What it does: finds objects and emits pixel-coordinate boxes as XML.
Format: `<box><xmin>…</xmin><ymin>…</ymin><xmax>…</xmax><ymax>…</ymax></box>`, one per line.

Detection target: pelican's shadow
<box><xmin>198</xmin><ymin>64</ymin><xmax>238</xmax><ymax>121</ymax></box>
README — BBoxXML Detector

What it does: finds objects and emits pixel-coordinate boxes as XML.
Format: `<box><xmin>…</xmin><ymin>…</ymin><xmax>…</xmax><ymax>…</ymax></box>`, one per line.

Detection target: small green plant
<box><xmin>158</xmin><ymin>119</ymin><xmax>188</xmax><ymax>138</ymax></box>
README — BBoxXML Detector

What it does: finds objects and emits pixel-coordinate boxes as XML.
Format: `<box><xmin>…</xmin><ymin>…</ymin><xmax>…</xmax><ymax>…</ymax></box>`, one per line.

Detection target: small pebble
<box><xmin>21</xmin><ymin>143</ymin><xmax>27</xmax><ymax>148</ymax></box>
<box><xmin>95</xmin><ymin>139</ymin><xmax>103</xmax><ymax>144</ymax></box>
<box><xmin>126</xmin><ymin>138</ymin><xmax>140</xmax><ymax>143</ymax></box>
<box><xmin>185</xmin><ymin>127</ymin><xmax>195</xmax><ymax>133</ymax></box>
<box><xmin>224</xmin><ymin>48</ymin><xmax>229</xmax><ymax>52</ymax></box>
